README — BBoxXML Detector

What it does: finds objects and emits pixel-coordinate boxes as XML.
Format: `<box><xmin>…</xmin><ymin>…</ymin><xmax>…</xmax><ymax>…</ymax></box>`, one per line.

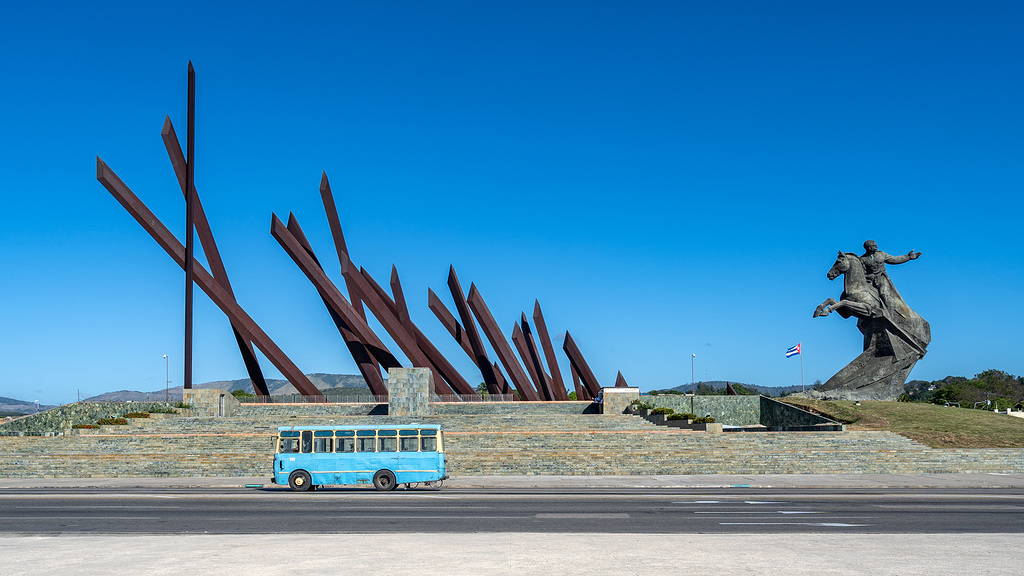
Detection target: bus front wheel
<box><xmin>372</xmin><ymin>470</ymin><xmax>396</xmax><ymax>492</ymax></box>
<box><xmin>288</xmin><ymin>470</ymin><xmax>312</xmax><ymax>492</ymax></box>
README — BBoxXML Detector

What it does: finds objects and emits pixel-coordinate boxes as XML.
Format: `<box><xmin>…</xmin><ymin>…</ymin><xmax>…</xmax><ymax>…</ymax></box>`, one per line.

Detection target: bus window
<box><xmin>420</xmin><ymin>436</ymin><xmax>437</xmax><ymax>452</ymax></box>
<box><xmin>400</xmin><ymin>437</ymin><xmax>418</xmax><ymax>452</ymax></box>
<box><xmin>301</xmin><ymin>431</ymin><xmax>312</xmax><ymax>453</ymax></box>
<box><xmin>378</xmin><ymin>437</ymin><xmax>397</xmax><ymax>452</ymax></box>
<box><xmin>313</xmin><ymin>437</ymin><xmax>333</xmax><ymax>452</ymax></box>
<box><xmin>336</xmin><ymin>438</ymin><xmax>354</xmax><ymax>453</ymax></box>
<box><xmin>356</xmin><ymin>429</ymin><xmax>375</xmax><ymax>452</ymax></box>
<box><xmin>278</xmin><ymin>438</ymin><xmax>299</xmax><ymax>453</ymax></box>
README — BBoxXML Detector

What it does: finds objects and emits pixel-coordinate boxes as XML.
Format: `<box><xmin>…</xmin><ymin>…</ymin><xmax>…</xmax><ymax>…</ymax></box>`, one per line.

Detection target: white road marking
<box><xmin>720</xmin><ymin>522</ymin><xmax>871</xmax><ymax>527</ymax></box>
<box><xmin>15</xmin><ymin>506</ymin><xmax>181</xmax><ymax>510</ymax></box>
<box><xmin>535</xmin><ymin>513</ymin><xmax>630</xmax><ymax>519</ymax></box>
<box><xmin>694</xmin><ymin>511</ymin><xmax>820</xmax><ymax>514</ymax></box>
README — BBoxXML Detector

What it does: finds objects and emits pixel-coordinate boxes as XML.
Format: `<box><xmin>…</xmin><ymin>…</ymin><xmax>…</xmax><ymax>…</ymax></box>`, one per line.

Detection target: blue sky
<box><xmin>1</xmin><ymin>1</ymin><xmax>1021</xmax><ymax>404</ymax></box>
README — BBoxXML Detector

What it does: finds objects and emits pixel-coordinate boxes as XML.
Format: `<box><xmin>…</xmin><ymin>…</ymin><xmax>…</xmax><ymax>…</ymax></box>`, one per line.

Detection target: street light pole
<box><xmin>690</xmin><ymin>353</ymin><xmax>696</xmax><ymax>414</ymax></box>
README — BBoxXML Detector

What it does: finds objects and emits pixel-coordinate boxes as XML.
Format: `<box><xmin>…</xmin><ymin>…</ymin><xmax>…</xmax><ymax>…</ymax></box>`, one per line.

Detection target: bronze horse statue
<box><xmin>811</xmin><ymin>247</ymin><xmax>931</xmax><ymax>400</ymax></box>
<box><xmin>814</xmin><ymin>251</ymin><xmax>880</xmax><ymax>321</ymax></box>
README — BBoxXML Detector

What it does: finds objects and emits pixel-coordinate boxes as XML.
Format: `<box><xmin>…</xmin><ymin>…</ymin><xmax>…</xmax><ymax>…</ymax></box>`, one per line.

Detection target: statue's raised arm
<box><xmin>882</xmin><ymin>248</ymin><xmax>921</xmax><ymax>265</ymax></box>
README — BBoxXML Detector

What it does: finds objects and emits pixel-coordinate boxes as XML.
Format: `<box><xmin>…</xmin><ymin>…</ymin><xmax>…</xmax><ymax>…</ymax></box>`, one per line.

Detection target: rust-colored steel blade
<box><xmin>389</xmin><ymin>265</ymin><xmax>417</xmax><ymax>338</ymax></box>
<box><xmin>319</xmin><ymin>173</ymin><xmax>368</xmax><ymax>322</ymax></box>
<box><xmin>285</xmin><ymin>213</ymin><xmax>387</xmax><ymax>396</ymax></box>
<box><xmin>521</xmin><ymin>314</ymin><xmax>561</xmax><ymax>400</ymax></box>
<box><xmin>512</xmin><ymin>321</ymin><xmax>553</xmax><ymax>400</ymax></box>
<box><xmin>614</xmin><ymin>371</ymin><xmax>629</xmax><ymax>387</ymax></box>
<box><xmin>428</xmin><ymin>288</ymin><xmax>510</xmax><ymax>394</ymax></box>
<box><xmin>532</xmin><ymin>301</ymin><xmax>566</xmax><ymax>399</ymax></box>
<box><xmin>447</xmin><ymin>267</ymin><xmax>501</xmax><ymax>394</ymax></box>
<box><xmin>492</xmin><ymin>362</ymin><xmax>509</xmax><ymax>396</ymax></box>
<box><xmin>330</xmin><ymin>253</ymin><xmax>447</xmax><ymax>391</ymax></box>
<box><xmin>97</xmin><ymin>158</ymin><xmax>320</xmax><ymax>397</ymax></box>
<box><xmin>428</xmin><ymin>288</ymin><xmax>475</xmax><ymax>358</ymax></box>
<box><xmin>466</xmin><ymin>284</ymin><xmax>539</xmax><ymax>401</ymax></box>
<box><xmin>269</xmin><ymin>213</ymin><xmax>402</xmax><ymax>372</ymax></box>
<box><xmin>562</xmin><ymin>331</ymin><xmax>602</xmax><ymax>399</ymax></box>
<box><xmin>361</xmin><ymin>267</ymin><xmax>469</xmax><ymax>396</ymax></box>
<box><xmin>161</xmin><ymin>117</ymin><xmax>270</xmax><ymax>397</ymax></box>
<box><xmin>570</xmin><ymin>363</ymin><xmax>587</xmax><ymax>400</ymax></box>
<box><xmin>184</xmin><ymin>62</ymin><xmax>195</xmax><ymax>391</ymax></box>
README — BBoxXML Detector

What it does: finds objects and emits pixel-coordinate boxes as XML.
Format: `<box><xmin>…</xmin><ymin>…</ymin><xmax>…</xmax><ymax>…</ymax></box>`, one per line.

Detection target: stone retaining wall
<box><xmin>640</xmin><ymin>395</ymin><xmax>837</xmax><ymax>428</ymax></box>
<box><xmin>0</xmin><ymin>402</ymin><xmax>180</xmax><ymax>436</ymax></box>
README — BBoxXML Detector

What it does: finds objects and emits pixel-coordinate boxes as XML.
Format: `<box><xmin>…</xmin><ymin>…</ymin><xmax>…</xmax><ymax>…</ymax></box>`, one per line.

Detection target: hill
<box><xmin>0</xmin><ymin>396</ymin><xmax>56</xmax><ymax>415</ymax></box>
<box><xmin>84</xmin><ymin>373</ymin><xmax>372</xmax><ymax>402</ymax></box>
<box><xmin>661</xmin><ymin>381</ymin><xmax>808</xmax><ymax>397</ymax></box>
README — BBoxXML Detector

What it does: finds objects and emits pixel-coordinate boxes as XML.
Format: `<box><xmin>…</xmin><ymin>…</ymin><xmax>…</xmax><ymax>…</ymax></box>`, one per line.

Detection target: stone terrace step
<box><xmin>1</xmin><ymin>409</ymin><xmax>1020</xmax><ymax>478</ymax></box>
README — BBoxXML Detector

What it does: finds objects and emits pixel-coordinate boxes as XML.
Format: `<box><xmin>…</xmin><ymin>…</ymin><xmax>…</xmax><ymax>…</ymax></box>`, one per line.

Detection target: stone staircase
<box><xmin>1</xmin><ymin>408</ymin><xmax>1022</xmax><ymax>478</ymax></box>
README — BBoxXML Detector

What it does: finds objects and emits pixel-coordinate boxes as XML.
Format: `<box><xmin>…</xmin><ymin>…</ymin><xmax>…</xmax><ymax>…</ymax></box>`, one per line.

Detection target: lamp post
<box><xmin>690</xmin><ymin>353</ymin><xmax>696</xmax><ymax>413</ymax></box>
<box><xmin>163</xmin><ymin>354</ymin><xmax>169</xmax><ymax>403</ymax></box>
<box><xmin>690</xmin><ymin>353</ymin><xmax>695</xmax><ymax>395</ymax></box>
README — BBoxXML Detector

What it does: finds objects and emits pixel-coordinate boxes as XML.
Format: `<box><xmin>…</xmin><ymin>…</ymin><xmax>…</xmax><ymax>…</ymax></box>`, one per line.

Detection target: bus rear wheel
<box><xmin>372</xmin><ymin>470</ymin><xmax>396</xmax><ymax>492</ymax></box>
<box><xmin>288</xmin><ymin>470</ymin><xmax>312</xmax><ymax>492</ymax></box>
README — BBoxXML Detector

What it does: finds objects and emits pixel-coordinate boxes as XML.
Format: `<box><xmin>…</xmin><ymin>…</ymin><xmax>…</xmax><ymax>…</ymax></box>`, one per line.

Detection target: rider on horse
<box><xmin>859</xmin><ymin>240</ymin><xmax>921</xmax><ymax>322</ymax></box>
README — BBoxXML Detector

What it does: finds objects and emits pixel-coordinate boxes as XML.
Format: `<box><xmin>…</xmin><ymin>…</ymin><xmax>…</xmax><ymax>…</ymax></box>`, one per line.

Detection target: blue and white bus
<box><xmin>272</xmin><ymin>424</ymin><xmax>447</xmax><ymax>492</ymax></box>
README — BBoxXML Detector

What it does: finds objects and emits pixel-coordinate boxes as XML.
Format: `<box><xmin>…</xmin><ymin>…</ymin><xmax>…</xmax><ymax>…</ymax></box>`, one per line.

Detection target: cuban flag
<box><xmin>786</xmin><ymin>343</ymin><xmax>801</xmax><ymax>358</ymax></box>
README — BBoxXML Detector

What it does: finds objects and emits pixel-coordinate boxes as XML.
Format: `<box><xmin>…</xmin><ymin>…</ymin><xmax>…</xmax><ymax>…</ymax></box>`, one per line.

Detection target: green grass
<box><xmin>782</xmin><ymin>398</ymin><xmax>1024</xmax><ymax>448</ymax></box>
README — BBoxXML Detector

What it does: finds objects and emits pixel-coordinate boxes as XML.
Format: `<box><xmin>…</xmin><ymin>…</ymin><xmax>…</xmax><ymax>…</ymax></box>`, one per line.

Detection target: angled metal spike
<box><xmin>161</xmin><ymin>117</ymin><xmax>270</xmax><ymax>397</ymax></box>
<box><xmin>522</xmin><ymin>314</ymin><xmax>564</xmax><ymax>400</ymax></box>
<box><xmin>319</xmin><ymin>173</ymin><xmax>368</xmax><ymax>322</ymax></box>
<box><xmin>447</xmin><ymin>266</ymin><xmax>501</xmax><ymax>394</ymax></box>
<box><xmin>492</xmin><ymin>362</ymin><xmax>509</xmax><ymax>397</ymax></box>
<box><xmin>284</xmin><ymin>213</ymin><xmax>387</xmax><ymax>396</ymax></box>
<box><xmin>532</xmin><ymin>301</ymin><xmax>566</xmax><ymax>399</ymax></box>
<box><xmin>511</xmin><ymin>322</ymin><xmax>546</xmax><ymax>400</ymax></box>
<box><xmin>466</xmin><ymin>284</ymin><xmax>539</xmax><ymax>401</ymax></box>
<box><xmin>389</xmin><ymin>265</ymin><xmax>417</xmax><ymax>338</ymax></box>
<box><xmin>428</xmin><ymin>288</ymin><xmax>475</xmax><ymax>359</ymax></box>
<box><xmin>610</xmin><ymin>368</ymin><xmax>626</xmax><ymax>387</ymax></box>
<box><xmin>184</xmin><ymin>62</ymin><xmax>195</xmax><ymax>392</ymax></box>
<box><xmin>562</xmin><ymin>331</ymin><xmax>602</xmax><ymax>399</ymax></box>
<box><xmin>570</xmin><ymin>363</ymin><xmax>588</xmax><ymax>400</ymax></box>
<box><xmin>361</xmin><ymin>267</ymin><xmax>471</xmax><ymax>396</ymax></box>
<box><xmin>97</xmin><ymin>158</ymin><xmax>321</xmax><ymax>397</ymax></box>
<box><xmin>269</xmin><ymin>213</ymin><xmax>403</xmax><ymax>373</ymax></box>
<box><xmin>517</xmin><ymin>316</ymin><xmax>558</xmax><ymax>401</ymax></box>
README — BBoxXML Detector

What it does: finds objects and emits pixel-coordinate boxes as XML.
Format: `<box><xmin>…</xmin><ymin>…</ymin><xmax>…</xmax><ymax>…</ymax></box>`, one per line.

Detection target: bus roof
<box><xmin>276</xmin><ymin>424</ymin><xmax>441</xmax><ymax>432</ymax></box>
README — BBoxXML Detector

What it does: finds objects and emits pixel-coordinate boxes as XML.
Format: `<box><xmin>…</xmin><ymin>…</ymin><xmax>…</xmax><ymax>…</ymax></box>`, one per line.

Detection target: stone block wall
<box><xmin>643</xmin><ymin>395</ymin><xmax>762</xmax><ymax>426</ymax></box>
<box><xmin>183</xmin><ymin>389</ymin><xmax>240</xmax><ymax>417</ymax></box>
<box><xmin>388</xmin><ymin>368</ymin><xmax>433</xmax><ymax>416</ymax></box>
<box><xmin>601</xmin><ymin>387</ymin><xmax>640</xmax><ymax>415</ymax></box>
<box><xmin>760</xmin><ymin>396</ymin><xmax>837</xmax><ymax>428</ymax></box>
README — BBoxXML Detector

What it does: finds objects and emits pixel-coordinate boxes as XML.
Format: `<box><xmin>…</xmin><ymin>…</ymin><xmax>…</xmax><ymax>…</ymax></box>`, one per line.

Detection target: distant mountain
<box><xmin>662</xmin><ymin>381</ymin><xmax>809</xmax><ymax>396</ymax></box>
<box><xmin>0</xmin><ymin>396</ymin><xmax>57</xmax><ymax>415</ymax></box>
<box><xmin>84</xmin><ymin>373</ymin><xmax>373</xmax><ymax>402</ymax></box>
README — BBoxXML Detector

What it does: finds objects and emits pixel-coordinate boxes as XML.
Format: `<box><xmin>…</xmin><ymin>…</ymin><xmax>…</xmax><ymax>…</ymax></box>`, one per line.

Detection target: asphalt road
<box><xmin>1</xmin><ymin>487</ymin><xmax>1021</xmax><ymax>534</ymax></box>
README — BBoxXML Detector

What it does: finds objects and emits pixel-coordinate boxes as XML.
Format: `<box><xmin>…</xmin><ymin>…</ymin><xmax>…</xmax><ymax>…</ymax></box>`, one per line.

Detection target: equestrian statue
<box><xmin>811</xmin><ymin>240</ymin><xmax>931</xmax><ymax>400</ymax></box>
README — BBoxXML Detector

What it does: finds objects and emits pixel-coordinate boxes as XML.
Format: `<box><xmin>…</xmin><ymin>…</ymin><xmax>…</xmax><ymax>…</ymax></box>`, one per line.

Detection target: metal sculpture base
<box><xmin>809</xmin><ymin>316</ymin><xmax>926</xmax><ymax>401</ymax></box>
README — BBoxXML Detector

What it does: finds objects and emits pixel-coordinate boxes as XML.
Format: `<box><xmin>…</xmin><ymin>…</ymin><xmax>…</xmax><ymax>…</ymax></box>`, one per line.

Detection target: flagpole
<box><xmin>800</xmin><ymin>346</ymin><xmax>805</xmax><ymax>393</ymax></box>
